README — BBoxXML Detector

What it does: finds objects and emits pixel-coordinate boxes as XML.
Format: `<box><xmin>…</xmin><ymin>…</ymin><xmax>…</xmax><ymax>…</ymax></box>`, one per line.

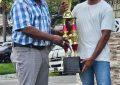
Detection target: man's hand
<box><xmin>52</xmin><ymin>35</ymin><xmax>63</xmax><ymax>46</ymax></box>
<box><xmin>82</xmin><ymin>57</ymin><xmax>94</xmax><ymax>73</ymax></box>
<box><xmin>59</xmin><ymin>0</ymin><xmax>69</xmax><ymax>15</ymax></box>
<box><xmin>51</xmin><ymin>29</ymin><xmax>63</xmax><ymax>36</ymax></box>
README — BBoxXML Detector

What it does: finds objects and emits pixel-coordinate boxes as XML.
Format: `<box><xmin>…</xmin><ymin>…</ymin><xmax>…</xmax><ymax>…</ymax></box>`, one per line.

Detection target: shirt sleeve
<box><xmin>72</xmin><ymin>6</ymin><xmax>77</xmax><ymax>17</ymax></box>
<box><xmin>11</xmin><ymin>2</ymin><xmax>32</xmax><ymax>31</ymax></box>
<box><xmin>101</xmin><ymin>8</ymin><xmax>115</xmax><ymax>31</ymax></box>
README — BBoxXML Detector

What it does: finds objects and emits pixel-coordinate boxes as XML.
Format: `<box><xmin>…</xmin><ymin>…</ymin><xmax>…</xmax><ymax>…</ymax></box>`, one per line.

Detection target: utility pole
<box><xmin>2</xmin><ymin>0</ymin><xmax>7</xmax><ymax>42</ymax></box>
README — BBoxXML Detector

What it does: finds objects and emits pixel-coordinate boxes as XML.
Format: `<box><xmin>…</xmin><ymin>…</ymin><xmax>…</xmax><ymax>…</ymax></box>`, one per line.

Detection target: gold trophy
<box><xmin>63</xmin><ymin>0</ymin><xmax>81</xmax><ymax>74</ymax></box>
<box><xmin>62</xmin><ymin>0</ymin><xmax>78</xmax><ymax>57</ymax></box>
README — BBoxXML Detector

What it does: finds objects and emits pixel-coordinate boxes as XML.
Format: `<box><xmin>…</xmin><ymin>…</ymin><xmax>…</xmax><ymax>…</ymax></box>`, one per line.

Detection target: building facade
<box><xmin>106</xmin><ymin>0</ymin><xmax>120</xmax><ymax>18</ymax></box>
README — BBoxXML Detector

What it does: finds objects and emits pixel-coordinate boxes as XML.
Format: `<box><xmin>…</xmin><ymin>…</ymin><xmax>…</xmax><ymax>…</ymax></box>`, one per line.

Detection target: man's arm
<box><xmin>91</xmin><ymin>30</ymin><xmax>111</xmax><ymax>60</ymax></box>
<box><xmin>19</xmin><ymin>26</ymin><xmax>63</xmax><ymax>46</ymax></box>
<box><xmin>82</xmin><ymin>30</ymin><xmax>111</xmax><ymax>72</ymax></box>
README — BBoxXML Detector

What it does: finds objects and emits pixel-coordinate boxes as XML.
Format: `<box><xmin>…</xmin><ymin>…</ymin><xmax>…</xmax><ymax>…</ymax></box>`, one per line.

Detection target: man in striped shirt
<box><xmin>10</xmin><ymin>0</ymin><xmax>68</xmax><ymax>85</ymax></box>
<box><xmin>72</xmin><ymin>0</ymin><xmax>114</xmax><ymax>85</ymax></box>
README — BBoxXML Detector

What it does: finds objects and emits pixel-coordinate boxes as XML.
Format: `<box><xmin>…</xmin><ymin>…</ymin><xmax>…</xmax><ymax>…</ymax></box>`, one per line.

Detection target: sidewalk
<box><xmin>49</xmin><ymin>74</ymin><xmax>82</xmax><ymax>85</ymax></box>
<box><xmin>0</xmin><ymin>74</ymin><xmax>82</xmax><ymax>85</ymax></box>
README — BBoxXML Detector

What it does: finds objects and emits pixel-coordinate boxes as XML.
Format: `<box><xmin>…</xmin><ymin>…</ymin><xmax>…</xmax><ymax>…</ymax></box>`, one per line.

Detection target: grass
<box><xmin>0</xmin><ymin>63</ymin><xmax>16</xmax><ymax>75</ymax></box>
<box><xmin>0</xmin><ymin>63</ymin><xmax>60</xmax><ymax>76</ymax></box>
<box><xmin>49</xmin><ymin>72</ymin><xmax>60</xmax><ymax>76</ymax></box>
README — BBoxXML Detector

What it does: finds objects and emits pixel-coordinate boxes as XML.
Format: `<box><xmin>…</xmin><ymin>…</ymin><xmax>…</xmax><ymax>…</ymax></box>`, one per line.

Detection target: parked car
<box><xmin>0</xmin><ymin>42</ymin><xmax>12</xmax><ymax>63</ymax></box>
<box><xmin>49</xmin><ymin>45</ymin><xmax>72</xmax><ymax>75</ymax></box>
<box><xmin>49</xmin><ymin>45</ymin><xmax>65</xmax><ymax>74</ymax></box>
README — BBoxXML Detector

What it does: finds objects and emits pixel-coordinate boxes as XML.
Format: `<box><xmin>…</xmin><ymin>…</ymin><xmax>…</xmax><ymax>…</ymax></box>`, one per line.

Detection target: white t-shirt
<box><xmin>72</xmin><ymin>0</ymin><xmax>115</xmax><ymax>61</ymax></box>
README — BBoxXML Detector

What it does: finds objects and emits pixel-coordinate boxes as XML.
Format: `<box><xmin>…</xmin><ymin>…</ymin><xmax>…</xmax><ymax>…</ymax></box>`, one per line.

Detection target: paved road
<box><xmin>0</xmin><ymin>75</ymin><xmax>82</xmax><ymax>85</ymax></box>
<box><xmin>0</xmin><ymin>79</ymin><xmax>18</xmax><ymax>85</ymax></box>
<box><xmin>49</xmin><ymin>75</ymin><xmax>82</xmax><ymax>85</ymax></box>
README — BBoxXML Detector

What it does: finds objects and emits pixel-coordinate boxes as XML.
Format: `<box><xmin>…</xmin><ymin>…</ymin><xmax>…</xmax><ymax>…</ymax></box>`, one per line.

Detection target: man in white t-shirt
<box><xmin>72</xmin><ymin>0</ymin><xmax>114</xmax><ymax>85</ymax></box>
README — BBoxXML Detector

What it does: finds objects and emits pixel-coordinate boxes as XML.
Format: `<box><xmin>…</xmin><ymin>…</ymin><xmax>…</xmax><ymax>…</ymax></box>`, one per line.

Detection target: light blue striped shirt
<box><xmin>10</xmin><ymin>0</ymin><xmax>51</xmax><ymax>46</ymax></box>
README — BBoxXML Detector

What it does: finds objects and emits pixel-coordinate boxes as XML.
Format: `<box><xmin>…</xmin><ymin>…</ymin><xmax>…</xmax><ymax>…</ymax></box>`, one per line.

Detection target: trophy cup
<box><xmin>62</xmin><ymin>0</ymin><xmax>82</xmax><ymax>74</ymax></box>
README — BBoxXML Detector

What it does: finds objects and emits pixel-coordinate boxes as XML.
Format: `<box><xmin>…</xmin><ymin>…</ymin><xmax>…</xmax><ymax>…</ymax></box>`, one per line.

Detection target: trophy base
<box><xmin>63</xmin><ymin>56</ymin><xmax>83</xmax><ymax>74</ymax></box>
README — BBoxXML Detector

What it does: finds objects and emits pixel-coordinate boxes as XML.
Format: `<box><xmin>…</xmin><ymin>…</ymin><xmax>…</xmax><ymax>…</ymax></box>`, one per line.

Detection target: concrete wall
<box><xmin>109</xmin><ymin>32</ymin><xmax>120</xmax><ymax>85</ymax></box>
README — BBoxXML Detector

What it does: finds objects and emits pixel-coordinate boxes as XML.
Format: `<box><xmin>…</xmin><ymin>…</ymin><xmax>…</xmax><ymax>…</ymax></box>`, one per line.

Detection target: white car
<box><xmin>49</xmin><ymin>45</ymin><xmax>65</xmax><ymax>73</ymax></box>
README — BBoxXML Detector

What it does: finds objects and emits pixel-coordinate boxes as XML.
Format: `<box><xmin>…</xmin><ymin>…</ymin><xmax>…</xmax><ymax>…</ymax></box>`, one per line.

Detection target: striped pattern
<box><xmin>10</xmin><ymin>0</ymin><xmax>51</xmax><ymax>46</ymax></box>
<box><xmin>72</xmin><ymin>0</ymin><xmax>115</xmax><ymax>61</ymax></box>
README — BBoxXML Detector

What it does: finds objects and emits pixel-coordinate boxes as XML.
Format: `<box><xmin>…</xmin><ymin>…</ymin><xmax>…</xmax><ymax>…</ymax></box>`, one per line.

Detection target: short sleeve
<box><xmin>101</xmin><ymin>8</ymin><xmax>115</xmax><ymax>31</ymax></box>
<box><xmin>10</xmin><ymin>2</ymin><xmax>32</xmax><ymax>31</ymax></box>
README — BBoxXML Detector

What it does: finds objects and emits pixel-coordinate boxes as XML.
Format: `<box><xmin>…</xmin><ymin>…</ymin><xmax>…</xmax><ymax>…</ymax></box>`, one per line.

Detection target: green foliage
<box><xmin>47</xmin><ymin>0</ymin><xmax>79</xmax><ymax>15</ymax></box>
<box><xmin>6</xmin><ymin>0</ymin><xmax>13</xmax><ymax>13</ymax></box>
<box><xmin>0</xmin><ymin>0</ymin><xmax>13</xmax><ymax>13</ymax></box>
<box><xmin>47</xmin><ymin>0</ymin><xmax>61</xmax><ymax>15</ymax></box>
<box><xmin>47</xmin><ymin>0</ymin><xmax>79</xmax><ymax>26</ymax></box>
<box><xmin>49</xmin><ymin>72</ymin><xmax>60</xmax><ymax>76</ymax></box>
<box><xmin>0</xmin><ymin>63</ymin><xmax>16</xmax><ymax>75</ymax></box>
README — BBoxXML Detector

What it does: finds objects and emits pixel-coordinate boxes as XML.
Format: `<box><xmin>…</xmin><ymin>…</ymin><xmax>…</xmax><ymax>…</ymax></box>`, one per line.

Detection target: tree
<box><xmin>47</xmin><ymin>0</ymin><xmax>79</xmax><ymax>26</ymax></box>
<box><xmin>47</xmin><ymin>0</ymin><xmax>79</xmax><ymax>15</ymax></box>
<box><xmin>0</xmin><ymin>0</ymin><xmax>13</xmax><ymax>42</ymax></box>
<box><xmin>0</xmin><ymin>0</ymin><xmax>13</xmax><ymax>13</ymax></box>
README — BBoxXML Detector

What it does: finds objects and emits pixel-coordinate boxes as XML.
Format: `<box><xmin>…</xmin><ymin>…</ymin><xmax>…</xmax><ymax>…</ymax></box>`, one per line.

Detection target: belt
<box><xmin>13</xmin><ymin>42</ymin><xmax>46</xmax><ymax>50</ymax></box>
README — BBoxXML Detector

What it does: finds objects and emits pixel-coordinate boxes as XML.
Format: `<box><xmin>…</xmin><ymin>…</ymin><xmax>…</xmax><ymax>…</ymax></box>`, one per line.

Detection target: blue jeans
<box><xmin>80</xmin><ymin>60</ymin><xmax>111</xmax><ymax>85</ymax></box>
